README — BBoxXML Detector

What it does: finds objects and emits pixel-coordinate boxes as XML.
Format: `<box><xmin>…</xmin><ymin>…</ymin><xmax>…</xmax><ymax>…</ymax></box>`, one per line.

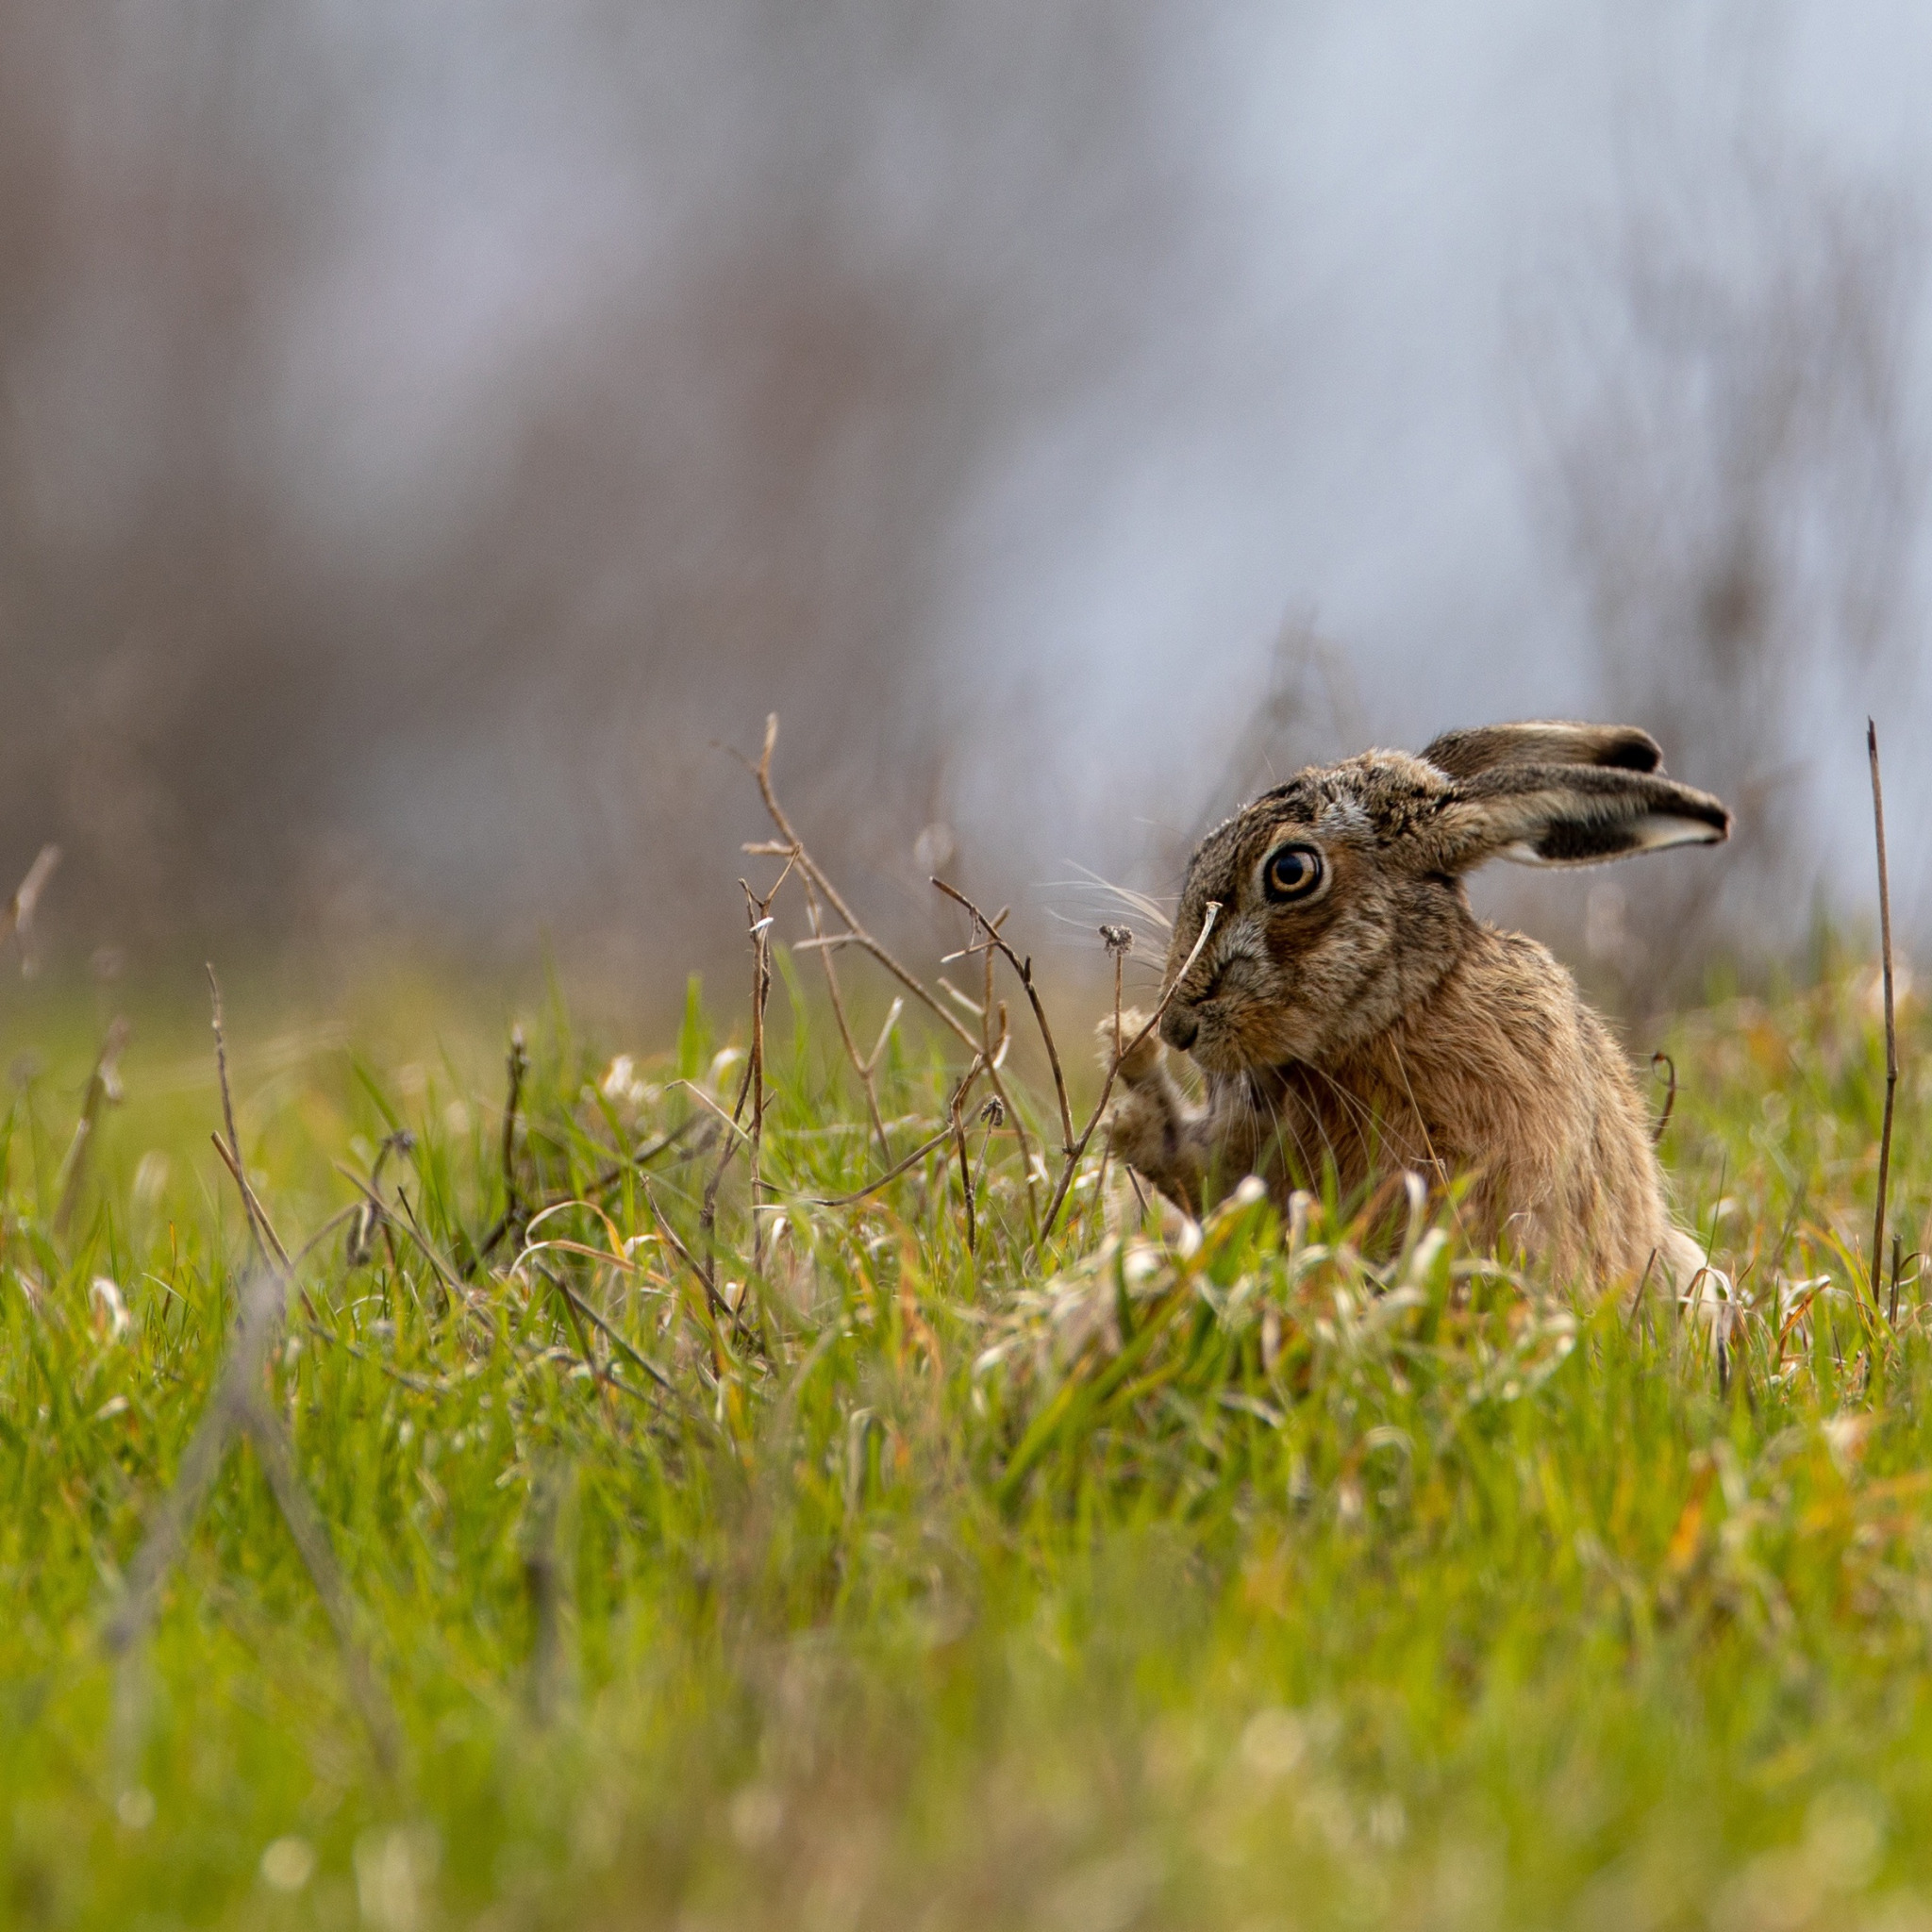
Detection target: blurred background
<box><xmin>3</xmin><ymin>0</ymin><xmax>1929</xmax><ymax>1017</ymax></box>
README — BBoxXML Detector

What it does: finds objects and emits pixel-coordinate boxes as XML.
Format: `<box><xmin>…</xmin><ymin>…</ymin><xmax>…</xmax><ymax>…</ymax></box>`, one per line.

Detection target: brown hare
<box><xmin>1101</xmin><ymin>722</ymin><xmax>1729</xmax><ymax>1289</ymax></box>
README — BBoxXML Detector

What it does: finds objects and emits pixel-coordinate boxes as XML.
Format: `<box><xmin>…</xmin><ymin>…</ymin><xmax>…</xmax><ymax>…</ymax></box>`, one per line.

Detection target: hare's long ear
<box><xmin>1422</xmin><ymin>721</ymin><xmax>1662</xmax><ymax>780</ymax></box>
<box><xmin>1422</xmin><ymin>764</ymin><xmax>1730</xmax><ymax>873</ymax></box>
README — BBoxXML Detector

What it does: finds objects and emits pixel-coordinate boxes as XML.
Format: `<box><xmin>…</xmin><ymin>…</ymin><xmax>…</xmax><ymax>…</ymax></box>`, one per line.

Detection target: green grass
<box><xmin>4</xmin><ymin>943</ymin><xmax>1931</xmax><ymax>1930</ymax></box>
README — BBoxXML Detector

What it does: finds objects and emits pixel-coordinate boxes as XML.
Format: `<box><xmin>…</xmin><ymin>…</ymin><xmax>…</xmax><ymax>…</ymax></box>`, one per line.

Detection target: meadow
<box><xmin>3</xmin><ymin>860</ymin><xmax>1930</xmax><ymax>1929</ymax></box>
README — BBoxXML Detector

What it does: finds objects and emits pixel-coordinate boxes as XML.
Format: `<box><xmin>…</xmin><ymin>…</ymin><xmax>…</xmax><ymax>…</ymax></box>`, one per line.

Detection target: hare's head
<box><xmin>1158</xmin><ymin>722</ymin><xmax>1729</xmax><ymax>1075</ymax></box>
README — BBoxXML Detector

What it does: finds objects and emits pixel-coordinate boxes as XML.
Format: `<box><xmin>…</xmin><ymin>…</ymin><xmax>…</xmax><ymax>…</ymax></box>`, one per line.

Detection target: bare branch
<box><xmin>204</xmin><ymin>966</ymin><xmax>305</xmax><ymax>1289</ymax></box>
<box><xmin>804</xmin><ymin>875</ymin><xmax>890</xmax><ymax>1158</ymax></box>
<box><xmin>931</xmin><ymin>875</ymin><xmax>1076</xmax><ymax>1157</ymax></box>
<box><xmin>1041</xmin><ymin>902</ymin><xmax>1222</xmax><ymax>1238</ymax></box>
<box><xmin>740</xmin><ymin>714</ymin><xmax>976</xmax><ymax>1051</ymax></box>
<box><xmin>809</xmin><ymin>1056</ymin><xmax>986</xmax><ymax>1208</ymax></box>
<box><xmin>952</xmin><ymin>1081</ymin><xmax>976</xmax><ymax>1255</ymax></box>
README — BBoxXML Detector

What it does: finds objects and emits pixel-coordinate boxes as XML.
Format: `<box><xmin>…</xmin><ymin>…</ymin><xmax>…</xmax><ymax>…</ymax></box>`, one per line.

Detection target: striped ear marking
<box><xmin>1423</xmin><ymin>762</ymin><xmax>1730</xmax><ymax>874</ymax></box>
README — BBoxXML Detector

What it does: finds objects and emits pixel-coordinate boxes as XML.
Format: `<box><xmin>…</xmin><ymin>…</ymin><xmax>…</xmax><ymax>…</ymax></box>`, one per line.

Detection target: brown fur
<box><xmin>1104</xmin><ymin>722</ymin><xmax>1730</xmax><ymax>1290</ymax></box>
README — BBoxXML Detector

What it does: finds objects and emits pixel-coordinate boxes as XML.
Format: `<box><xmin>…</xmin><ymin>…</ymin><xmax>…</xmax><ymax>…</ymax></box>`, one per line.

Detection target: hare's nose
<box><xmin>1160</xmin><ymin>1005</ymin><xmax>1200</xmax><ymax>1053</ymax></box>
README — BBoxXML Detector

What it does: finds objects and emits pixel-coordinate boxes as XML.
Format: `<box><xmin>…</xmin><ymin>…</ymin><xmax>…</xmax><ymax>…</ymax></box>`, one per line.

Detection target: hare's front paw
<box><xmin>1097</xmin><ymin>1007</ymin><xmax>1163</xmax><ymax>1086</ymax></box>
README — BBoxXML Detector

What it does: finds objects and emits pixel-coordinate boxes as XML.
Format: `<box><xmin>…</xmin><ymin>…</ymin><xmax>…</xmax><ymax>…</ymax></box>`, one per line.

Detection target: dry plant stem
<box><xmin>931</xmin><ymin>875</ymin><xmax>1075</xmax><ymax>1157</ymax></box>
<box><xmin>1041</xmin><ymin>902</ymin><xmax>1223</xmax><ymax>1239</ymax></box>
<box><xmin>202</xmin><ymin>992</ymin><xmax>316</xmax><ymax>1324</ymax></box>
<box><xmin>974</xmin><ymin>923</ymin><xmax>1040</xmax><ymax>1228</ymax></box>
<box><xmin>1</xmin><ymin>843</ymin><xmax>60</xmax><ymax>971</ymax></box>
<box><xmin>544</xmin><ymin>1270</ymin><xmax>680</xmax><ymax>1398</ymax></box>
<box><xmin>1869</xmin><ymin>718</ymin><xmax>1899</xmax><ymax>1313</ymax></box>
<box><xmin>815</xmin><ymin>1057</ymin><xmax>987</xmax><ymax>1208</ymax></box>
<box><xmin>639</xmin><ymin>1177</ymin><xmax>711</xmax><ymax>1296</ymax></box>
<box><xmin>681</xmin><ymin>1082</ymin><xmax>754</xmax><ymax>1145</ymax></box>
<box><xmin>1650</xmin><ymin>1053</ymin><xmax>1677</xmax><ymax>1147</ymax></box>
<box><xmin>292</xmin><ymin>1204</ymin><xmax>367</xmax><ymax>1271</ymax></box>
<box><xmin>393</xmin><ymin>1186</ymin><xmax>473</xmax><ymax>1308</ymax></box>
<box><xmin>953</xmin><ymin>1091</ymin><xmax>975</xmax><ymax>1255</ymax></box>
<box><xmin>696</xmin><ymin>1131</ymin><xmax>737</xmax><ymax>1295</ymax></box>
<box><xmin>502</xmin><ymin>1025</ymin><xmax>527</xmax><ymax>1222</ymax></box>
<box><xmin>1627</xmin><ymin>1248</ymin><xmax>1658</xmax><ymax>1339</ymax></box>
<box><xmin>697</xmin><ymin>864</ymin><xmax>787</xmax><ymax>1307</ymax></box>
<box><xmin>335</xmin><ymin>1167</ymin><xmax>469</xmax><ymax>1313</ymax></box>
<box><xmin>864</xmin><ymin>1000</ymin><xmax>905</xmax><ymax>1074</ymax></box>
<box><xmin>969</xmin><ymin>1101</ymin><xmax>1003</xmax><ymax>1250</ymax></box>
<box><xmin>987</xmin><ymin>1059</ymin><xmax>1039</xmax><ymax>1232</ymax></box>
<box><xmin>696</xmin><ymin>1049</ymin><xmax>761</xmax><ymax>1296</ymax></box>
<box><xmin>349</xmin><ymin>1132</ymin><xmax>414</xmax><ymax>1267</ymax></box>
<box><xmin>804</xmin><ymin>876</ymin><xmax>891</xmax><ymax>1159</ymax></box>
<box><xmin>53</xmin><ymin>1016</ymin><xmax>131</xmax><ymax>1238</ymax></box>
<box><xmin>475</xmin><ymin>1030</ymin><xmax>531</xmax><ymax>1264</ymax></box>
<box><xmin>740</xmin><ymin>881</ymin><xmax>775</xmax><ymax>1277</ymax></box>
<box><xmin>641</xmin><ymin>1176</ymin><xmax>735</xmax><ymax>1337</ymax></box>
<box><xmin>210</xmin><ymin>1136</ymin><xmax>292</xmax><ymax>1270</ymax></box>
<box><xmin>1100</xmin><ymin>927</ymin><xmax>1135</xmax><ymax>1061</ymax></box>
<box><xmin>741</xmin><ymin>714</ymin><xmax>977</xmax><ymax>1054</ymax></box>
<box><xmin>737</xmin><ymin>716</ymin><xmax>1026</xmax><ymax>1220</ymax></box>
<box><xmin>106</xmin><ymin>1267</ymin><xmax>401</xmax><ymax>1776</ymax></box>
<box><xmin>537</xmin><ymin>1261</ymin><xmax>621</xmax><ymax>1426</ymax></box>
<box><xmin>214</xmin><ymin>1134</ymin><xmax>317</xmax><ymax>1324</ymax></box>
<box><xmin>617</xmin><ymin>1115</ymin><xmax>706</xmax><ymax>1176</ymax></box>
<box><xmin>934</xmin><ymin>896</ymin><xmax>1044</xmax><ymax>1227</ymax></box>
<box><xmin>206</xmin><ymin>965</ymin><xmax>283</xmax><ymax>1277</ymax></box>
<box><xmin>812</xmin><ymin>1124</ymin><xmax>958</xmax><ymax>1207</ymax></box>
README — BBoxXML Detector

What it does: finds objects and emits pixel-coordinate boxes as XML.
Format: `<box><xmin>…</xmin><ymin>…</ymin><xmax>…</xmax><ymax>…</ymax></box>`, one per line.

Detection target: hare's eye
<box><xmin>1261</xmin><ymin>842</ymin><xmax>1324</xmax><ymax>904</ymax></box>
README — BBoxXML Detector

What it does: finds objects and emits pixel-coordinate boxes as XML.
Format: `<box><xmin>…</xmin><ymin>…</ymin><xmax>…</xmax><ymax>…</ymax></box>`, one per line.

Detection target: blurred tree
<box><xmin>0</xmin><ymin>0</ymin><xmax>1190</xmax><ymax>983</ymax></box>
<box><xmin>1525</xmin><ymin>142</ymin><xmax>1921</xmax><ymax>1006</ymax></box>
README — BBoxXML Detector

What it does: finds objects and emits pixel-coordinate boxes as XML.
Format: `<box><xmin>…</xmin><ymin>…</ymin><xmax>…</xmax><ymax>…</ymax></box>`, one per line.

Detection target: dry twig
<box><xmin>1041</xmin><ymin>903</ymin><xmax>1223</xmax><ymax>1237</ymax></box>
<box><xmin>952</xmin><ymin>1082</ymin><xmax>976</xmax><ymax>1255</ymax></box>
<box><xmin>803</xmin><ymin>876</ymin><xmax>891</xmax><ymax>1159</ymax></box>
<box><xmin>1650</xmin><ymin>1053</ymin><xmax>1677</xmax><ymax>1147</ymax></box>
<box><xmin>739</xmin><ymin>876</ymin><xmax>785</xmax><ymax>1276</ymax></box>
<box><xmin>932</xmin><ymin>876</ymin><xmax>1075</xmax><ymax>1158</ymax></box>
<box><xmin>1101</xmin><ymin>925</ymin><xmax>1133</xmax><ymax>1061</ymax></box>
<box><xmin>1869</xmin><ymin>718</ymin><xmax>1899</xmax><ymax>1313</ymax></box>
<box><xmin>810</xmin><ymin>1056</ymin><xmax>987</xmax><ymax>1208</ymax></box>
<box><xmin>741</xmin><ymin>715</ymin><xmax>977</xmax><ymax>1053</ymax></box>
<box><xmin>53</xmin><ymin>1017</ymin><xmax>131</xmax><ymax>1238</ymax></box>
<box><xmin>475</xmin><ymin>1028</ymin><xmax>531</xmax><ymax>1264</ymax></box>
<box><xmin>967</xmin><ymin>1096</ymin><xmax>1004</xmax><ymax>1255</ymax></box>
<box><xmin>204</xmin><ymin>974</ymin><xmax>315</xmax><ymax>1321</ymax></box>
<box><xmin>1</xmin><ymin>844</ymin><xmax>60</xmax><ymax>975</ymax></box>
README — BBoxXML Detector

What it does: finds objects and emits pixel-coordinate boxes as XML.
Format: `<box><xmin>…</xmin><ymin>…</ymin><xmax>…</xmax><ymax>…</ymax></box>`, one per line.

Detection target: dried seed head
<box><xmin>1099</xmin><ymin>924</ymin><xmax>1134</xmax><ymax>956</ymax></box>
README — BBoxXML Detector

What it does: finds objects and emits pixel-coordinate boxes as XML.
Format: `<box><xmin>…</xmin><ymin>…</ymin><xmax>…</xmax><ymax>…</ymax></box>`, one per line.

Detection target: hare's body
<box><xmin>1105</xmin><ymin>725</ymin><xmax>1728</xmax><ymax>1290</ymax></box>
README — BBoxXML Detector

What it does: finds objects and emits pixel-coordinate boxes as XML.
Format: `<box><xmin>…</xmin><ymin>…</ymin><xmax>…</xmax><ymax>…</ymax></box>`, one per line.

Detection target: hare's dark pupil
<box><xmin>1265</xmin><ymin>845</ymin><xmax>1321</xmax><ymax>901</ymax></box>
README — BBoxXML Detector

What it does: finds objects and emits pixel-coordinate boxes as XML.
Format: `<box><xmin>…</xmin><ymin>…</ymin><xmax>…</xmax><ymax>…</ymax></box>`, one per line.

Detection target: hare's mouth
<box><xmin>1159</xmin><ymin>1003</ymin><xmax>1201</xmax><ymax>1053</ymax></box>
<box><xmin>1168</xmin><ymin>998</ymin><xmax>1268</xmax><ymax>1076</ymax></box>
